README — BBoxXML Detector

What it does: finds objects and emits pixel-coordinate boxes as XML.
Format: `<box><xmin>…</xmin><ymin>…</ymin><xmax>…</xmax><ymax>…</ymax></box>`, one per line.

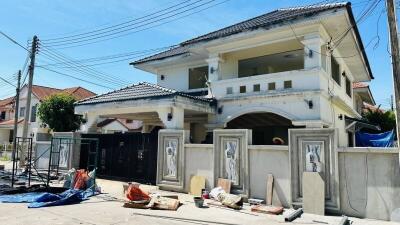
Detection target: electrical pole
<box><xmin>11</xmin><ymin>70</ymin><xmax>21</xmax><ymax>187</ymax></box>
<box><xmin>386</xmin><ymin>0</ymin><xmax>400</xmax><ymax>144</ymax></box>
<box><xmin>21</xmin><ymin>35</ymin><xmax>38</xmax><ymax>166</ymax></box>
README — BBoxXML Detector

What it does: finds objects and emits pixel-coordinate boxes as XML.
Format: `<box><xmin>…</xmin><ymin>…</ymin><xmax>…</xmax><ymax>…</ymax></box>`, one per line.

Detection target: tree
<box><xmin>362</xmin><ymin>106</ymin><xmax>396</xmax><ymax>134</ymax></box>
<box><xmin>37</xmin><ymin>93</ymin><xmax>83</xmax><ymax>132</ymax></box>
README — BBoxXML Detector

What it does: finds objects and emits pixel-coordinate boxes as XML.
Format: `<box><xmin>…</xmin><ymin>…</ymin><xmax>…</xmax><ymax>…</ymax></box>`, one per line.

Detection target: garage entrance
<box><xmin>81</xmin><ymin>127</ymin><xmax>160</xmax><ymax>184</ymax></box>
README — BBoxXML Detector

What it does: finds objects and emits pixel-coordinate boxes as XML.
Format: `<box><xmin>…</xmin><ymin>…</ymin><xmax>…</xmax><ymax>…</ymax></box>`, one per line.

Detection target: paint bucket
<box><xmin>194</xmin><ymin>197</ymin><xmax>204</xmax><ymax>208</ymax></box>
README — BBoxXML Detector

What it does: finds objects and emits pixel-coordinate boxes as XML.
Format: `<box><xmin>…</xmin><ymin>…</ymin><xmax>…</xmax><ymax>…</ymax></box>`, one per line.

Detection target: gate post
<box><xmin>156</xmin><ymin>129</ymin><xmax>186</xmax><ymax>192</ymax></box>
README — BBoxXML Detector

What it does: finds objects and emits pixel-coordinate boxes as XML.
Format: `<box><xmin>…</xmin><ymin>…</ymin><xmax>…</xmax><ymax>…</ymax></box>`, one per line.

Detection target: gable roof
<box><xmin>0</xmin><ymin>96</ymin><xmax>14</xmax><ymax>107</ymax></box>
<box><xmin>76</xmin><ymin>82</ymin><xmax>214</xmax><ymax>105</ymax></box>
<box><xmin>132</xmin><ymin>3</ymin><xmax>355</xmax><ymax>63</ymax></box>
<box><xmin>26</xmin><ymin>85</ymin><xmax>96</xmax><ymax>101</ymax></box>
<box><xmin>97</xmin><ymin>118</ymin><xmax>143</xmax><ymax>131</ymax></box>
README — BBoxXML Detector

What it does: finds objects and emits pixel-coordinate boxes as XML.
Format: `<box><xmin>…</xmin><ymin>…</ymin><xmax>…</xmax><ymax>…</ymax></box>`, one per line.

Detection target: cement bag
<box><xmin>217</xmin><ymin>193</ymin><xmax>243</xmax><ymax>209</ymax></box>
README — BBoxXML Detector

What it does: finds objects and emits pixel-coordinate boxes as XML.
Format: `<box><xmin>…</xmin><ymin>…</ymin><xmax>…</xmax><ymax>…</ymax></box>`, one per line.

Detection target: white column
<box><xmin>158</xmin><ymin>107</ymin><xmax>184</xmax><ymax>129</ymax></box>
<box><xmin>301</xmin><ymin>34</ymin><xmax>324</xmax><ymax>70</ymax></box>
<box><xmin>80</xmin><ymin>113</ymin><xmax>99</xmax><ymax>133</ymax></box>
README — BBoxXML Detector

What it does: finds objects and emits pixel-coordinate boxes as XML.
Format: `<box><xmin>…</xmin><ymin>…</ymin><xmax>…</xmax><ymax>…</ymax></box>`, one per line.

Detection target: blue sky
<box><xmin>0</xmin><ymin>0</ymin><xmax>395</xmax><ymax>109</ymax></box>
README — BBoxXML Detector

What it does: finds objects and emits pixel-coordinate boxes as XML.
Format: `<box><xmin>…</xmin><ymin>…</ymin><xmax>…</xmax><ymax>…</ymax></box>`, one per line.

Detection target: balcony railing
<box><xmin>211</xmin><ymin>69</ymin><xmax>321</xmax><ymax>99</ymax></box>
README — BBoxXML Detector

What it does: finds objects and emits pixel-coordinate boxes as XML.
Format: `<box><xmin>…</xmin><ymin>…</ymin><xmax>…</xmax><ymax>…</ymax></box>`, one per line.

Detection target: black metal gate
<box><xmin>81</xmin><ymin>128</ymin><xmax>159</xmax><ymax>184</ymax></box>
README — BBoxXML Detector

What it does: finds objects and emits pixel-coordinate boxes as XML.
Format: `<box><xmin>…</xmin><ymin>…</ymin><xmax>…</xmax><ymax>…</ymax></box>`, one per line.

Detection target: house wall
<box><xmin>0</xmin><ymin>129</ymin><xmax>10</xmax><ymax>143</ymax></box>
<box><xmin>17</xmin><ymin>88</ymin><xmax>42</xmax><ymax>140</ymax></box>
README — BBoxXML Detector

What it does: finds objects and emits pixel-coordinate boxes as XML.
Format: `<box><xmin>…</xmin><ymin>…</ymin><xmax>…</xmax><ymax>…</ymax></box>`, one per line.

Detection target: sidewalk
<box><xmin>0</xmin><ymin>179</ymin><xmax>397</xmax><ymax>225</ymax></box>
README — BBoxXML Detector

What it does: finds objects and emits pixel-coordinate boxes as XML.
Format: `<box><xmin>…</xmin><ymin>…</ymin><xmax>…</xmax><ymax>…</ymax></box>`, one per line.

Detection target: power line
<box><xmin>37</xmin><ymin>45</ymin><xmax>132</xmax><ymax>87</ymax></box>
<box><xmin>0</xmin><ymin>31</ymin><xmax>30</xmax><ymax>52</ymax></box>
<box><xmin>40</xmin><ymin>0</ymin><xmax>229</xmax><ymax>48</ymax></box>
<box><xmin>37</xmin><ymin>66</ymin><xmax>115</xmax><ymax>90</ymax></box>
<box><xmin>41</xmin><ymin>0</ymin><xmax>195</xmax><ymax>42</ymax></box>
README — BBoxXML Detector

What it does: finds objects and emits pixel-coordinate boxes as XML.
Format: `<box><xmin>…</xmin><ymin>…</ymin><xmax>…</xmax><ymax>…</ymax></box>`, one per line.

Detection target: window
<box><xmin>189</xmin><ymin>66</ymin><xmax>208</xmax><ymax>89</ymax></box>
<box><xmin>226</xmin><ymin>87</ymin><xmax>233</xmax><ymax>94</ymax></box>
<box><xmin>20</xmin><ymin>107</ymin><xmax>25</xmax><ymax>117</ymax></box>
<box><xmin>126</xmin><ymin>119</ymin><xmax>133</xmax><ymax>123</ymax></box>
<box><xmin>345</xmin><ymin>77</ymin><xmax>352</xmax><ymax>97</ymax></box>
<box><xmin>240</xmin><ymin>86</ymin><xmax>246</xmax><ymax>93</ymax></box>
<box><xmin>0</xmin><ymin>111</ymin><xmax>5</xmax><ymax>120</ymax></box>
<box><xmin>268</xmin><ymin>82</ymin><xmax>276</xmax><ymax>91</ymax></box>
<box><xmin>284</xmin><ymin>80</ymin><xmax>292</xmax><ymax>89</ymax></box>
<box><xmin>253</xmin><ymin>84</ymin><xmax>260</xmax><ymax>92</ymax></box>
<box><xmin>238</xmin><ymin>49</ymin><xmax>304</xmax><ymax>77</ymax></box>
<box><xmin>331</xmin><ymin>56</ymin><xmax>341</xmax><ymax>85</ymax></box>
<box><xmin>30</xmin><ymin>105</ymin><xmax>37</xmax><ymax>122</ymax></box>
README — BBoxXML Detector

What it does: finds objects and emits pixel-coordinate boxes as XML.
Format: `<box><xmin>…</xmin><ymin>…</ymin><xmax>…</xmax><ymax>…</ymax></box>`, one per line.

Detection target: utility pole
<box><xmin>11</xmin><ymin>70</ymin><xmax>21</xmax><ymax>187</ymax></box>
<box><xmin>386</xmin><ymin>0</ymin><xmax>400</xmax><ymax>143</ymax></box>
<box><xmin>21</xmin><ymin>35</ymin><xmax>38</xmax><ymax>166</ymax></box>
<box><xmin>391</xmin><ymin>95</ymin><xmax>394</xmax><ymax>111</ymax></box>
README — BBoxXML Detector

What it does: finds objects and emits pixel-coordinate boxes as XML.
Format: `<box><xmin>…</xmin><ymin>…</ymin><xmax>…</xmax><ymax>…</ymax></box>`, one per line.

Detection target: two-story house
<box><xmin>75</xmin><ymin>2</ymin><xmax>375</xmax><ymax>147</ymax></box>
<box><xmin>0</xmin><ymin>85</ymin><xmax>95</xmax><ymax>144</ymax></box>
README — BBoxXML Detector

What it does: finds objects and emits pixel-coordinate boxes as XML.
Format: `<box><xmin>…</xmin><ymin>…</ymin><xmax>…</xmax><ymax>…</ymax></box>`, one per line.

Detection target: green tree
<box><xmin>37</xmin><ymin>93</ymin><xmax>83</xmax><ymax>132</ymax></box>
<box><xmin>362</xmin><ymin>107</ymin><xmax>396</xmax><ymax>134</ymax></box>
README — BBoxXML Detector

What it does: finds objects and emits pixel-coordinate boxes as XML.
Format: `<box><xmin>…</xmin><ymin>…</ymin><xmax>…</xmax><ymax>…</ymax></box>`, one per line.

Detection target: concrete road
<box><xmin>0</xmin><ymin>179</ymin><xmax>397</xmax><ymax>225</ymax></box>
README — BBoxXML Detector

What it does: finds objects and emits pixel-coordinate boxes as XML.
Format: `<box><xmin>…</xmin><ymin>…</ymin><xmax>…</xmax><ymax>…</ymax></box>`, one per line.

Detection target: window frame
<box><xmin>188</xmin><ymin>65</ymin><xmax>209</xmax><ymax>90</ymax></box>
<box><xmin>331</xmin><ymin>56</ymin><xmax>341</xmax><ymax>86</ymax></box>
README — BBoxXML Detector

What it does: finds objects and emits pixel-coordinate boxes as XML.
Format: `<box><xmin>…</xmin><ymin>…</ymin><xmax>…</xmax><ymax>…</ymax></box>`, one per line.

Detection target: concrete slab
<box><xmin>303</xmin><ymin>172</ymin><xmax>325</xmax><ymax>215</ymax></box>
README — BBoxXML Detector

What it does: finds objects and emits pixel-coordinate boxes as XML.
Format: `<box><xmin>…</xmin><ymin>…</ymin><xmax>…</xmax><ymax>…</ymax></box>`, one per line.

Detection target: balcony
<box><xmin>211</xmin><ymin>68</ymin><xmax>321</xmax><ymax>99</ymax></box>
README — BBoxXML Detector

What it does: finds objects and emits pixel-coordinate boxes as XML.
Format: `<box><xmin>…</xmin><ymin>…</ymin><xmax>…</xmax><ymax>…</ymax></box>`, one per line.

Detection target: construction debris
<box><xmin>189</xmin><ymin>175</ymin><xmax>205</xmax><ymax>196</ymax></box>
<box><xmin>284</xmin><ymin>208</ymin><xmax>303</xmax><ymax>222</ymax></box>
<box><xmin>251</xmin><ymin>205</ymin><xmax>284</xmax><ymax>215</ymax></box>
<box><xmin>338</xmin><ymin>215</ymin><xmax>350</xmax><ymax>225</ymax></box>
<box><xmin>217</xmin><ymin>178</ymin><xmax>231</xmax><ymax>194</ymax></box>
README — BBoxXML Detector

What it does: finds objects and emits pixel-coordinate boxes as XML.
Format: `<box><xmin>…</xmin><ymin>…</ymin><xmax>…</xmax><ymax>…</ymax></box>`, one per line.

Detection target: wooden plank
<box><xmin>189</xmin><ymin>175</ymin><xmax>206</xmax><ymax>196</ymax></box>
<box><xmin>217</xmin><ymin>178</ymin><xmax>231</xmax><ymax>194</ymax></box>
<box><xmin>266</xmin><ymin>174</ymin><xmax>274</xmax><ymax>205</ymax></box>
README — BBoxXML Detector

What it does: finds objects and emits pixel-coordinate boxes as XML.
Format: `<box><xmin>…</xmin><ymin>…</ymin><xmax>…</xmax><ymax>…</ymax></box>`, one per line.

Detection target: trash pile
<box><xmin>0</xmin><ymin>168</ymin><xmax>99</xmax><ymax>208</ymax></box>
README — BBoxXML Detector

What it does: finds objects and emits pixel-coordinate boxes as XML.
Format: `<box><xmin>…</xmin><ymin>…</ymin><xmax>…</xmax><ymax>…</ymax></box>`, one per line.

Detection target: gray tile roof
<box><xmin>132</xmin><ymin>2</ymin><xmax>349</xmax><ymax>65</ymax></box>
<box><xmin>75</xmin><ymin>82</ymin><xmax>214</xmax><ymax>105</ymax></box>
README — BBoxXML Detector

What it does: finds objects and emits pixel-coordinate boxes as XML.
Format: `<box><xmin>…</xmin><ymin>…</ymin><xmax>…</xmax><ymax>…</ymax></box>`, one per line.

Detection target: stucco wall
<box><xmin>184</xmin><ymin>144</ymin><xmax>214</xmax><ymax>192</ymax></box>
<box><xmin>248</xmin><ymin>145</ymin><xmax>291</xmax><ymax>207</ymax></box>
<box><xmin>338</xmin><ymin>148</ymin><xmax>400</xmax><ymax>220</ymax></box>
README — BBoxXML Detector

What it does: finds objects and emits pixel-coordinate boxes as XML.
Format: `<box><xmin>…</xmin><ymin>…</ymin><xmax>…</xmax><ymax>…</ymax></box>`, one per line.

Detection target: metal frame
<box><xmin>11</xmin><ymin>137</ymin><xmax>33</xmax><ymax>187</ymax></box>
<box><xmin>47</xmin><ymin>137</ymin><xmax>99</xmax><ymax>190</ymax></box>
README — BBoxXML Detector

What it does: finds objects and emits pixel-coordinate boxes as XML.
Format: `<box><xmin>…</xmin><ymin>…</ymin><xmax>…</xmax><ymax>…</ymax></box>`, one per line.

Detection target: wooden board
<box><xmin>251</xmin><ymin>205</ymin><xmax>284</xmax><ymax>215</ymax></box>
<box><xmin>266</xmin><ymin>174</ymin><xmax>274</xmax><ymax>205</ymax></box>
<box><xmin>217</xmin><ymin>178</ymin><xmax>231</xmax><ymax>194</ymax></box>
<box><xmin>189</xmin><ymin>175</ymin><xmax>206</xmax><ymax>196</ymax></box>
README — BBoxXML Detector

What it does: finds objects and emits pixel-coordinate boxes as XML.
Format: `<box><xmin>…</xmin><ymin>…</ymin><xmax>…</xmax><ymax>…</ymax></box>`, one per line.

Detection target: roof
<box><xmin>353</xmin><ymin>82</ymin><xmax>375</xmax><ymax>105</ymax></box>
<box><xmin>132</xmin><ymin>2</ymin><xmax>366</xmax><ymax>66</ymax></box>
<box><xmin>26</xmin><ymin>85</ymin><xmax>96</xmax><ymax>101</ymax></box>
<box><xmin>0</xmin><ymin>97</ymin><xmax>14</xmax><ymax>107</ymax></box>
<box><xmin>62</xmin><ymin>87</ymin><xmax>96</xmax><ymax>100</ymax></box>
<box><xmin>97</xmin><ymin>118</ymin><xmax>143</xmax><ymax>130</ymax></box>
<box><xmin>352</xmin><ymin>82</ymin><xmax>369</xmax><ymax>89</ymax></box>
<box><xmin>0</xmin><ymin>118</ymin><xmax>23</xmax><ymax>126</ymax></box>
<box><xmin>76</xmin><ymin>82</ymin><xmax>214</xmax><ymax>105</ymax></box>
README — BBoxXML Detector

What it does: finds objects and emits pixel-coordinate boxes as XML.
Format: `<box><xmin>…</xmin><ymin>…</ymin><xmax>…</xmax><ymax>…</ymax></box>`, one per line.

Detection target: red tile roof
<box><xmin>0</xmin><ymin>96</ymin><xmax>14</xmax><ymax>107</ymax></box>
<box><xmin>352</xmin><ymin>82</ymin><xmax>369</xmax><ymax>89</ymax></box>
<box><xmin>0</xmin><ymin>118</ymin><xmax>23</xmax><ymax>126</ymax></box>
<box><xmin>30</xmin><ymin>85</ymin><xmax>96</xmax><ymax>101</ymax></box>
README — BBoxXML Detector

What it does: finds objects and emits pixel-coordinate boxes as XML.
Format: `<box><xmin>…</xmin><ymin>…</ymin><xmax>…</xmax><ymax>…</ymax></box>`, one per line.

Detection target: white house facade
<box><xmin>76</xmin><ymin>3</ymin><xmax>374</xmax><ymax>147</ymax></box>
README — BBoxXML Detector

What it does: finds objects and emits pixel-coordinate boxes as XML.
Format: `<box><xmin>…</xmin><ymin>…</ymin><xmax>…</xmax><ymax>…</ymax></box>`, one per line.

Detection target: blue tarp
<box><xmin>355</xmin><ymin>130</ymin><xmax>395</xmax><ymax>147</ymax></box>
<box><xmin>0</xmin><ymin>188</ymin><xmax>97</xmax><ymax>208</ymax></box>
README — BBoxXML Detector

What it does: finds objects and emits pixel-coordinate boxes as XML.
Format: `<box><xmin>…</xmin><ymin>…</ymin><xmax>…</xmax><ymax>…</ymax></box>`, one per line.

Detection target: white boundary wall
<box><xmin>183</xmin><ymin>143</ymin><xmax>400</xmax><ymax>220</ymax></box>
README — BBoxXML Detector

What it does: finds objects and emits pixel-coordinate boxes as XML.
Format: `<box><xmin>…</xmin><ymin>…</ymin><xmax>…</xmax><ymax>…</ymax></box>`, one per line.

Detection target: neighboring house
<box><xmin>75</xmin><ymin>3</ymin><xmax>375</xmax><ymax>147</ymax></box>
<box><xmin>97</xmin><ymin>118</ymin><xmax>142</xmax><ymax>133</ymax></box>
<box><xmin>0</xmin><ymin>85</ymin><xmax>95</xmax><ymax>144</ymax></box>
<box><xmin>352</xmin><ymin>82</ymin><xmax>375</xmax><ymax>114</ymax></box>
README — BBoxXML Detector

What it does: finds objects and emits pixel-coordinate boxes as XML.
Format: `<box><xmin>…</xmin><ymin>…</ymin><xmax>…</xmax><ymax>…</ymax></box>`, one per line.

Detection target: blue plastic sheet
<box><xmin>0</xmin><ymin>189</ymin><xmax>97</xmax><ymax>208</ymax></box>
<box><xmin>355</xmin><ymin>130</ymin><xmax>395</xmax><ymax>147</ymax></box>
